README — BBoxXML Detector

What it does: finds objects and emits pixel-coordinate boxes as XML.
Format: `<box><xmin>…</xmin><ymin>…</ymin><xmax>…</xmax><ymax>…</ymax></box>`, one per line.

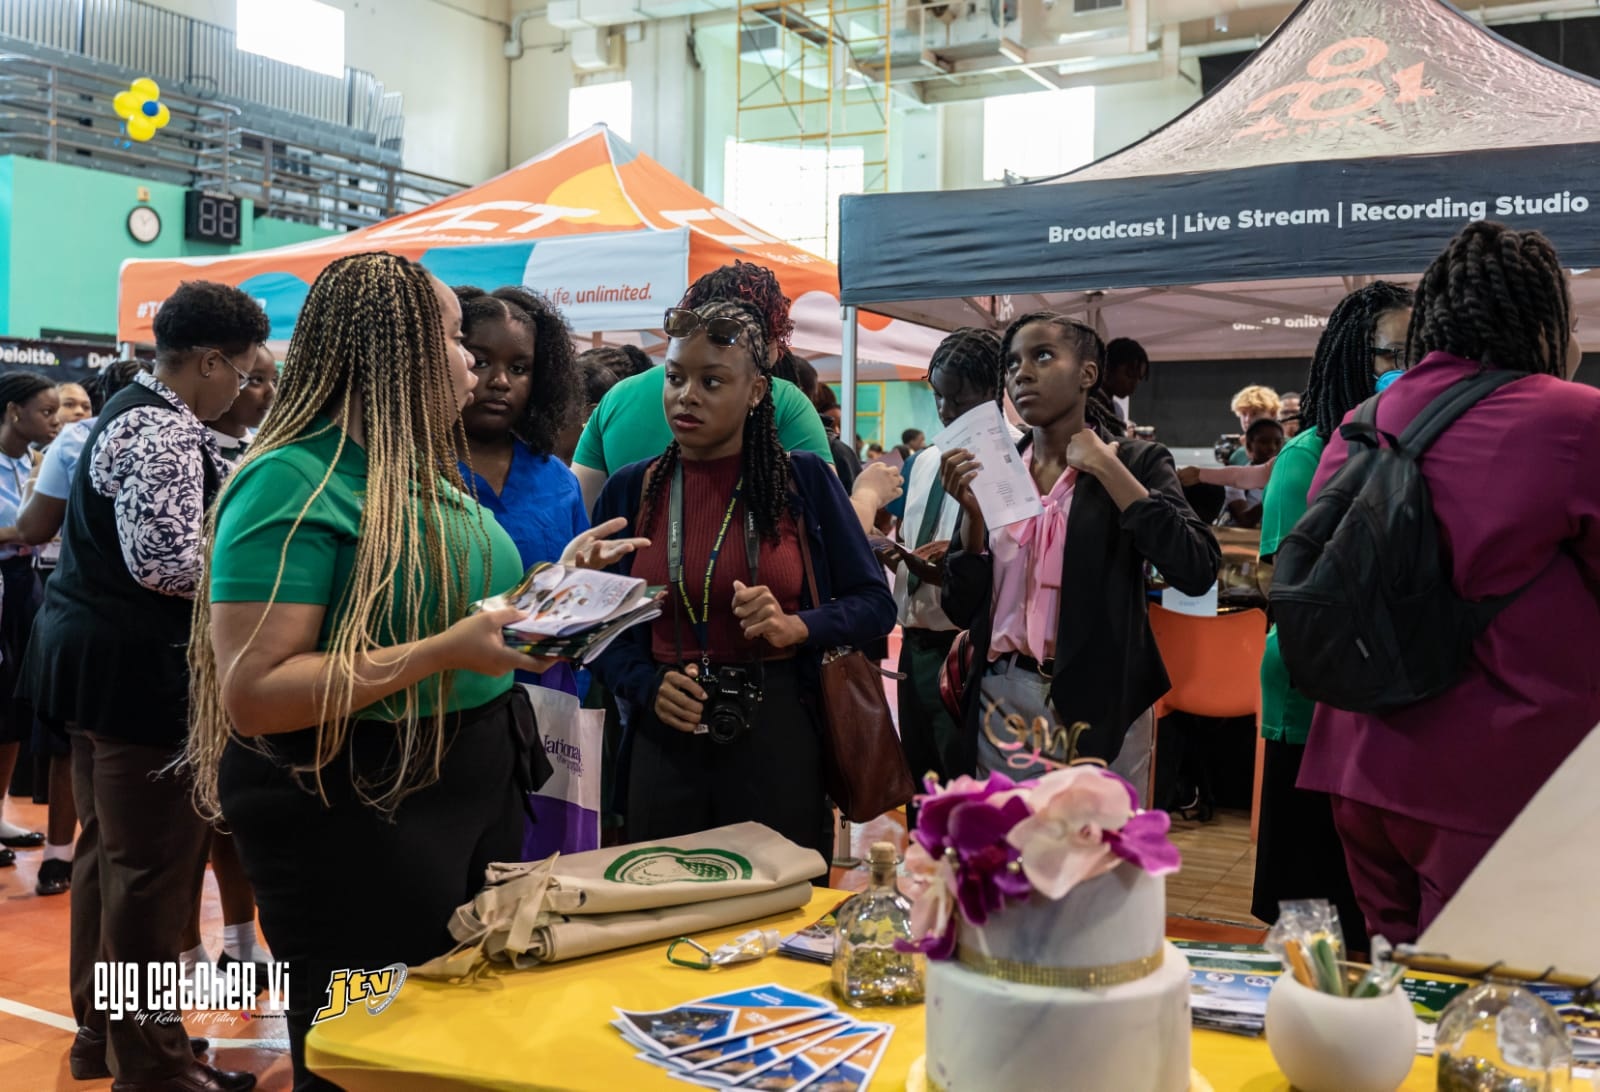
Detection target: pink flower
<box><xmin>1005</xmin><ymin>767</ymin><xmax>1133</xmax><ymax>900</ymax></box>
<box><xmin>899</xmin><ymin>842</ymin><xmax>959</xmax><ymax>958</ymax></box>
<box><xmin>1106</xmin><ymin>809</ymin><xmax>1182</xmax><ymax>876</ymax></box>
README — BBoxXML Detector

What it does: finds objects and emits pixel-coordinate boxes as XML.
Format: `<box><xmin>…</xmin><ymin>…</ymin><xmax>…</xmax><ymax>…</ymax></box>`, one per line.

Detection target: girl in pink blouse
<box><xmin>940</xmin><ymin>314</ymin><xmax>1218</xmax><ymax>796</ymax></box>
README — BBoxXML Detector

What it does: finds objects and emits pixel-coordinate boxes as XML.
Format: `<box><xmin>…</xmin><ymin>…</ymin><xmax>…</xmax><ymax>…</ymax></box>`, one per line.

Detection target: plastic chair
<box><xmin>1148</xmin><ymin>604</ymin><xmax>1269</xmax><ymax>842</ymax></box>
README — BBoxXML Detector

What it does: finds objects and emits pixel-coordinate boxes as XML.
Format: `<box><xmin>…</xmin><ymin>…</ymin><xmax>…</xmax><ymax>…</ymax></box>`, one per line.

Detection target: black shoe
<box><xmin>36</xmin><ymin>857</ymin><xmax>70</xmax><ymax>896</ymax></box>
<box><xmin>217</xmin><ymin>951</ymin><xmax>272</xmax><ymax>994</ymax></box>
<box><xmin>0</xmin><ymin>829</ymin><xmax>45</xmax><ymax>848</ymax></box>
<box><xmin>111</xmin><ymin>1063</ymin><xmax>254</xmax><ymax>1092</ymax></box>
<box><xmin>70</xmin><ymin>1028</ymin><xmax>211</xmax><ymax>1081</ymax></box>
<box><xmin>0</xmin><ymin>847</ymin><xmax>13</xmax><ymax>868</ymax></box>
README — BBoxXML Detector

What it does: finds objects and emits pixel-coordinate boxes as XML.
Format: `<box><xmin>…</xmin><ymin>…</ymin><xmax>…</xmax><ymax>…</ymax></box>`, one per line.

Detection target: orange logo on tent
<box><xmin>1239</xmin><ymin>37</ymin><xmax>1435</xmax><ymax>142</ymax></box>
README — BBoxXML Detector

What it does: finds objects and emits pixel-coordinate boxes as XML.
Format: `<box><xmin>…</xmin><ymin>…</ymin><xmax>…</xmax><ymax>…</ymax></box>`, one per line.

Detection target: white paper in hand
<box><xmin>929</xmin><ymin>402</ymin><xmax>1044</xmax><ymax>530</ymax></box>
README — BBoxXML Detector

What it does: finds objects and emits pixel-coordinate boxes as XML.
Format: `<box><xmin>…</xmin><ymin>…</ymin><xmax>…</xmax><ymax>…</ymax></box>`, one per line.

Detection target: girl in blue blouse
<box><xmin>454</xmin><ymin>286</ymin><xmax>587</xmax><ymax>568</ymax></box>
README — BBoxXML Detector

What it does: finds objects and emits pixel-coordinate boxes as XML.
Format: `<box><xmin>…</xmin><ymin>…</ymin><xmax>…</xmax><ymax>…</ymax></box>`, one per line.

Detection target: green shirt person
<box><xmin>1257</xmin><ymin>427</ymin><xmax>1324</xmax><ymax>744</ymax></box>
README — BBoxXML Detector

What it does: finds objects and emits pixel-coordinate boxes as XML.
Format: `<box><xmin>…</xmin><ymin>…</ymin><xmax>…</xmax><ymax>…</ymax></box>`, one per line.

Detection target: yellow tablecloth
<box><xmin>306</xmin><ymin>888</ymin><xmax>1443</xmax><ymax>1092</ymax></box>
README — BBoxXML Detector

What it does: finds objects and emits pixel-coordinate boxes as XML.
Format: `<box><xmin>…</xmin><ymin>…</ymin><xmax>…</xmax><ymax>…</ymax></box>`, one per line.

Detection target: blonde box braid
<box><xmin>185</xmin><ymin>251</ymin><xmax>493</xmax><ymax>819</ymax></box>
<box><xmin>639</xmin><ymin>300</ymin><xmax>792</xmax><ymax>542</ymax></box>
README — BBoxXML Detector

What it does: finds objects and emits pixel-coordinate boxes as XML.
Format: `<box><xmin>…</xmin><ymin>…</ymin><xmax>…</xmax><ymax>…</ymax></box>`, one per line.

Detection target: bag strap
<box><xmin>1339</xmin><ymin>395</ymin><xmax>1384</xmax><ymax>453</ymax></box>
<box><xmin>1396</xmin><ymin>370</ymin><xmax>1522</xmax><ymax>456</ymax></box>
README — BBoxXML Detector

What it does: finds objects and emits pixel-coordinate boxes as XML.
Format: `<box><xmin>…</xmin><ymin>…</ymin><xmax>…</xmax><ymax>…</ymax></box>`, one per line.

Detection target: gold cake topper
<box><xmin>980</xmin><ymin>698</ymin><xmax>1104</xmax><ymax>773</ymax></box>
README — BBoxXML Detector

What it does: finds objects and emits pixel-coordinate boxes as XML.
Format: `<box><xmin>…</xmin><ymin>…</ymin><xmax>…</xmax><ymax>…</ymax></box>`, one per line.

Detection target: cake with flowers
<box><xmin>902</xmin><ymin>767</ymin><xmax>1192</xmax><ymax>1092</ymax></box>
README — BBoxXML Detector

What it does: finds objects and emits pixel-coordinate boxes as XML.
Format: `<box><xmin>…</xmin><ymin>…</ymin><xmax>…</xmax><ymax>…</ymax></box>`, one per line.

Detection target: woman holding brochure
<box><xmin>940</xmin><ymin>313</ymin><xmax>1219</xmax><ymax>798</ymax></box>
<box><xmin>185</xmin><ymin>252</ymin><xmax>643</xmax><ymax>1092</ymax></box>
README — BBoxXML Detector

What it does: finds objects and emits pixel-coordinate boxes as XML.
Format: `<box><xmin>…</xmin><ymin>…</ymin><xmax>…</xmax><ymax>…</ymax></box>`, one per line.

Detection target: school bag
<box><xmin>1270</xmin><ymin>369</ymin><xmax>1523</xmax><ymax>714</ymax></box>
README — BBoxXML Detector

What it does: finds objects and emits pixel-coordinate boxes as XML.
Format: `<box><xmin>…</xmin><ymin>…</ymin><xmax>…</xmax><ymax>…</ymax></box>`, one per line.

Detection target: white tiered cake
<box><xmin>925</xmin><ymin>866</ymin><xmax>1191</xmax><ymax>1091</ymax></box>
<box><xmin>902</xmin><ymin>766</ymin><xmax>1191</xmax><ymax>1092</ymax></box>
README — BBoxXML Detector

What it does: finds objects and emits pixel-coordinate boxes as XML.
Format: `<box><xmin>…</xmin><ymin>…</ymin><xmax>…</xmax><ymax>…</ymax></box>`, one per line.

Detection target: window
<box><xmin>982</xmin><ymin>86</ymin><xmax>1096</xmax><ymax>182</ymax></box>
<box><xmin>236</xmin><ymin>0</ymin><xmax>345</xmax><ymax>78</ymax></box>
<box><xmin>568</xmin><ymin>81</ymin><xmax>633</xmax><ymax>142</ymax></box>
<box><xmin>723</xmin><ymin>140</ymin><xmax>864</xmax><ymax>260</ymax></box>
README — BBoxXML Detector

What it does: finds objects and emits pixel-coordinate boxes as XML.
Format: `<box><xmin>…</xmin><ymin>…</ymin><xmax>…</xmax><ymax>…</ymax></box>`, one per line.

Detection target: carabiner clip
<box><xmin>666</xmin><ymin>937</ymin><xmax>713</xmax><ymax>970</ymax></box>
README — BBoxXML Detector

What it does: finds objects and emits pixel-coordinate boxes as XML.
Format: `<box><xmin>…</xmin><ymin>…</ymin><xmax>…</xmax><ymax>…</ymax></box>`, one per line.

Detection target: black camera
<box><xmin>698</xmin><ymin>664</ymin><xmax>764</xmax><ymax>744</ymax></box>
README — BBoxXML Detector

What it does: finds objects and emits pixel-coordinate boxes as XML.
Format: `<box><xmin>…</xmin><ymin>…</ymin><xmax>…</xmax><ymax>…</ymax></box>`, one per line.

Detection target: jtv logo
<box><xmin>1240</xmin><ymin>37</ymin><xmax>1435</xmax><ymax>142</ymax></box>
<box><xmin>311</xmin><ymin>964</ymin><xmax>407</xmax><ymax>1024</ymax></box>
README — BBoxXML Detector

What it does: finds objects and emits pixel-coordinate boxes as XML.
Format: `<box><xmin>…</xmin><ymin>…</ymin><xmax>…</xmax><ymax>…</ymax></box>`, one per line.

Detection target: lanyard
<box><xmin>668</xmin><ymin>460</ymin><xmax>761</xmax><ymax>664</ymax></box>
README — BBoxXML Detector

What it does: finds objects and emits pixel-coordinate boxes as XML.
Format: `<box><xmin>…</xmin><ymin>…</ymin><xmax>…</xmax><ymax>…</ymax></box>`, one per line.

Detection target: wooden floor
<box><xmin>0</xmin><ymin>800</ymin><xmax>1264</xmax><ymax>1090</ymax></box>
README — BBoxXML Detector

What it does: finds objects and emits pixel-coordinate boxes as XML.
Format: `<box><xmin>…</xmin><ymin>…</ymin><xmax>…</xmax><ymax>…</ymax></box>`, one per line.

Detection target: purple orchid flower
<box><xmin>1106</xmin><ymin>809</ymin><xmax>1182</xmax><ymax>876</ymax></box>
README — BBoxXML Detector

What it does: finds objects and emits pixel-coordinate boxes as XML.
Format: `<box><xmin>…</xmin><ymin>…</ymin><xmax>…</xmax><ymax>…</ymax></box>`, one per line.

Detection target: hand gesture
<box><xmin>939</xmin><ymin>447</ymin><xmax>984</xmax><ymax>522</ymax></box>
<box><xmin>560</xmin><ymin>517</ymin><xmax>650</xmax><ymax>570</ymax></box>
<box><xmin>656</xmin><ymin>663</ymin><xmax>707</xmax><ymax>734</ymax></box>
<box><xmin>1065</xmin><ymin>429</ymin><xmax>1119</xmax><ymax>477</ymax></box>
<box><xmin>732</xmin><ymin>580</ymin><xmax>809</xmax><ymax>649</ymax></box>
<box><xmin>852</xmin><ymin>461</ymin><xmax>903</xmax><ymax>510</ymax></box>
<box><xmin>1177</xmin><ymin>466</ymin><xmax>1201</xmax><ymax>488</ymax></box>
<box><xmin>435</xmin><ymin>608</ymin><xmax>559</xmax><ymax>676</ymax></box>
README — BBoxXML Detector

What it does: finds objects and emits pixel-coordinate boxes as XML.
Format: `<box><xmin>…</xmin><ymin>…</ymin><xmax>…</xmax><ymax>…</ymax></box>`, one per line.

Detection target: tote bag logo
<box><xmin>1240</xmin><ymin>37</ymin><xmax>1435</xmax><ymax>142</ymax></box>
<box><xmin>604</xmin><ymin>846</ymin><xmax>754</xmax><ymax>885</ymax></box>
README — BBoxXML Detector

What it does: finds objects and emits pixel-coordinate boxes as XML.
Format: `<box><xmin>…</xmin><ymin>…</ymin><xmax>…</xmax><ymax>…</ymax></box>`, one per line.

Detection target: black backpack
<box><xmin>1270</xmin><ymin>370</ymin><xmax>1523</xmax><ymax>714</ymax></box>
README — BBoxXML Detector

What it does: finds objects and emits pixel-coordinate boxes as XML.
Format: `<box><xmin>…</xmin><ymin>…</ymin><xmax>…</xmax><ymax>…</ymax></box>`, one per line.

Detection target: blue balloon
<box><xmin>141</xmin><ymin>99</ymin><xmax>160</xmax><ymax>117</ymax></box>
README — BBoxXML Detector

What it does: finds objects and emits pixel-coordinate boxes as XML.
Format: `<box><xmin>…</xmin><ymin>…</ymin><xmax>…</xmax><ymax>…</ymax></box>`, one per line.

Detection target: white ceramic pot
<box><xmin>1265</xmin><ymin>972</ymin><xmax>1417</xmax><ymax>1092</ymax></box>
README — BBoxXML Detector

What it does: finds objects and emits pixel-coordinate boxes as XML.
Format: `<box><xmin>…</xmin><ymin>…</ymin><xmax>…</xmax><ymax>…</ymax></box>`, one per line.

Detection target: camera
<box><xmin>697</xmin><ymin>664</ymin><xmax>764</xmax><ymax>744</ymax></box>
<box><xmin>1214</xmin><ymin>433</ymin><xmax>1243</xmax><ymax>466</ymax></box>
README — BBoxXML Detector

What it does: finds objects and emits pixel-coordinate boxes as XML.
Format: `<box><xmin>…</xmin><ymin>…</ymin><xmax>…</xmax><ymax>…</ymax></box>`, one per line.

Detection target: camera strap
<box><xmin>668</xmin><ymin>460</ymin><xmax>762</xmax><ymax>675</ymax></box>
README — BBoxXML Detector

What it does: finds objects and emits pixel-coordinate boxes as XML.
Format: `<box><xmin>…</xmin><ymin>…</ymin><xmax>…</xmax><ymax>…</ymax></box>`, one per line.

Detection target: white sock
<box><xmin>223</xmin><ymin>923</ymin><xmax>271</xmax><ymax>963</ymax></box>
<box><xmin>43</xmin><ymin>841</ymin><xmax>72</xmax><ymax>862</ymax></box>
<box><xmin>0</xmin><ymin>818</ymin><xmax>34</xmax><ymax>839</ymax></box>
<box><xmin>180</xmin><ymin>943</ymin><xmax>209</xmax><ymax>967</ymax></box>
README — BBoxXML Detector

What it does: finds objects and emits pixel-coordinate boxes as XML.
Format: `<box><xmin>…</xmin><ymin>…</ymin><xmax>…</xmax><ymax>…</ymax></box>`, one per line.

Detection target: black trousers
<box><xmin>897</xmin><ymin>627</ymin><xmax>963</xmax><ymax>784</ymax></box>
<box><xmin>1251</xmin><ymin>738</ymin><xmax>1369</xmax><ymax>948</ymax></box>
<box><xmin>70</xmin><ymin>731</ymin><xmax>210</xmax><ymax>1081</ymax></box>
<box><xmin>218</xmin><ymin>694</ymin><xmax>526</xmax><ymax>1092</ymax></box>
<box><xmin>626</xmin><ymin>660</ymin><xmax>832</xmax><ymax>865</ymax></box>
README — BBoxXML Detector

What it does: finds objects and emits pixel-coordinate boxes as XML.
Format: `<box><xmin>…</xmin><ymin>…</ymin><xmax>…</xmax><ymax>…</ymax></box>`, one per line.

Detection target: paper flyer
<box><xmin>679</xmin><ymin>1017</ymin><xmax>849</xmax><ymax>1072</ymax></box>
<box><xmin>673</xmin><ymin>1021</ymin><xmax>855</xmax><ymax>1087</ymax></box>
<box><xmin>801</xmin><ymin>1029</ymin><xmax>894</xmax><ymax>1092</ymax></box>
<box><xmin>709</xmin><ymin>1026</ymin><xmax>887</xmax><ymax>1092</ymax></box>
<box><xmin>928</xmin><ymin>401</ymin><xmax>1043</xmax><ymax>530</ymax></box>
<box><xmin>616</xmin><ymin>984</ymin><xmax>836</xmax><ymax>1057</ymax></box>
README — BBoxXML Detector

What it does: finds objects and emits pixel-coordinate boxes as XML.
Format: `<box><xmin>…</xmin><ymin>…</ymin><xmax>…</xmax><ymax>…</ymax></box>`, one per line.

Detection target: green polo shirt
<box><xmin>1258</xmin><ymin>428</ymin><xmax>1326</xmax><ymax>744</ymax></box>
<box><xmin>210</xmin><ymin>422</ymin><xmax>523</xmax><ymax>720</ymax></box>
<box><xmin>572</xmin><ymin>370</ymin><xmax>834</xmax><ymax>474</ymax></box>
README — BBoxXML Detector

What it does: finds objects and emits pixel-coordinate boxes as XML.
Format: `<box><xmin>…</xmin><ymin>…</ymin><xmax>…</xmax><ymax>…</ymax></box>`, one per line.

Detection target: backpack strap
<box><xmin>1395</xmin><ymin>370</ymin><xmax>1523</xmax><ymax>456</ymax></box>
<box><xmin>1339</xmin><ymin>395</ymin><xmax>1384</xmax><ymax>453</ymax></box>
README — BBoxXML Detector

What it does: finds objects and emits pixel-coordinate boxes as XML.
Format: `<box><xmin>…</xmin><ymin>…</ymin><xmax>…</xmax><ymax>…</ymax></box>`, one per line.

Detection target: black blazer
<box><xmin>941</xmin><ymin>430</ymin><xmax>1220</xmax><ymax>775</ymax></box>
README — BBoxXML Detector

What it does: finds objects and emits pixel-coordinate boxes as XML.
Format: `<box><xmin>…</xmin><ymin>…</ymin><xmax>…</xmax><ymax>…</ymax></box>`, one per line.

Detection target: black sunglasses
<box><xmin>663</xmin><ymin>308</ymin><xmax>745</xmax><ymax>346</ymax></box>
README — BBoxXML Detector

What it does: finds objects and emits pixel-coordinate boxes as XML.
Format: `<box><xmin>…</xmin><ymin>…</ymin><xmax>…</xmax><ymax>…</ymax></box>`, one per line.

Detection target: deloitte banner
<box><xmin>0</xmin><ymin>339</ymin><xmax>122</xmax><ymax>384</ymax></box>
<box><xmin>838</xmin><ymin>143</ymin><xmax>1600</xmax><ymax>305</ymax></box>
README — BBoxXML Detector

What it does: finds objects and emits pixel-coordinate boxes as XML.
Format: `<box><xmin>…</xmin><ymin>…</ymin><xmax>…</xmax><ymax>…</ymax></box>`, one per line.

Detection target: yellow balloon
<box><xmin>130</xmin><ymin>78</ymin><xmax>160</xmax><ymax>100</ymax></box>
<box><xmin>127</xmin><ymin>115</ymin><xmax>156</xmax><ymax>142</ymax></box>
<box><xmin>152</xmin><ymin>103</ymin><xmax>171</xmax><ymax>129</ymax></box>
<box><xmin>113</xmin><ymin>91</ymin><xmax>138</xmax><ymax>119</ymax></box>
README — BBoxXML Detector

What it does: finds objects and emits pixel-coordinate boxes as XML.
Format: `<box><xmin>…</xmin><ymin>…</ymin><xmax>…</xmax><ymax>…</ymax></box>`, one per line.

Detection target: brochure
<box><xmin>615</xmin><ymin>984</ymin><xmax>835</xmax><ymax>1057</ymax></box>
<box><xmin>473</xmin><ymin>562</ymin><xmax>664</xmax><ymax>663</ymax></box>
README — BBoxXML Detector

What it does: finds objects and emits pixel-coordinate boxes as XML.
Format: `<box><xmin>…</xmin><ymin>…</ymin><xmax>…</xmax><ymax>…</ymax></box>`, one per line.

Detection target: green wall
<box><xmin>0</xmin><ymin>156</ymin><xmax>335</xmax><ymax>339</ymax></box>
<box><xmin>828</xmin><ymin>379</ymin><xmax>940</xmax><ymax>449</ymax></box>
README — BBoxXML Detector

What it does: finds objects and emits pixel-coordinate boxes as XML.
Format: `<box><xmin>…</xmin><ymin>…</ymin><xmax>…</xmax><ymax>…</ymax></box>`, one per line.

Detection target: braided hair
<box><xmin>0</xmin><ymin>372</ymin><xmax>58</xmax><ymax>419</ymax></box>
<box><xmin>1299</xmin><ymin>281</ymin><xmax>1414</xmax><ymax>440</ymax></box>
<box><xmin>455</xmin><ymin>285</ymin><xmax>581</xmax><ymax>457</ymax></box>
<box><xmin>579</xmin><ymin>344</ymin><xmax>653</xmax><ymax>382</ymax></box>
<box><xmin>85</xmin><ymin>360</ymin><xmax>145</xmax><ymax>414</ymax></box>
<box><xmin>187</xmin><ymin>251</ymin><xmax>491</xmax><ymax>818</ymax></box>
<box><xmin>638</xmin><ymin>300</ymin><xmax>792</xmax><ymax>542</ymax></box>
<box><xmin>679</xmin><ymin>261</ymin><xmax>795</xmax><ymax>357</ymax></box>
<box><xmin>1000</xmin><ymin>312</ymin><xmax>1110</xmax><ymax>429</ymax></box>
<box><xmin>928</xmin><ymin>327</ymin><xmax>1004</xmax><ymax>404</ymax></box>
<box><xmin>1408</xmin><ymin>221</ymin><xmax>1573</xmax><ymax>378</ymax></box>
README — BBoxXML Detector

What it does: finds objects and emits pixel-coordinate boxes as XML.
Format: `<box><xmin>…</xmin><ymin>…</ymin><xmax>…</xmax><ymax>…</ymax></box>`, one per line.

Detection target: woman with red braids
<box><xmin>571</xmin><ymin>262</ymin><xmax>835</xmax><ymax>511</ymax></box>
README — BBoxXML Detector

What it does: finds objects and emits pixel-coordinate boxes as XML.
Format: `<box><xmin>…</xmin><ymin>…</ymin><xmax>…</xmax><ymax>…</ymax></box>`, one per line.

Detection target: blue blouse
<box><xmin>461</xmin><ymin>443</ymin><xmax>589</xmax><ymax>571</ymax></box>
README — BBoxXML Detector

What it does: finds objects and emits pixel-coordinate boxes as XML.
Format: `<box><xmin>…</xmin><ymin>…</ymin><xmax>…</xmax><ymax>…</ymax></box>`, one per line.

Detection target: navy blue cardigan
<box><xmin>590</xmin><ymin>450</ymin><xmax>897</xmax><ymax>713</ymax></box>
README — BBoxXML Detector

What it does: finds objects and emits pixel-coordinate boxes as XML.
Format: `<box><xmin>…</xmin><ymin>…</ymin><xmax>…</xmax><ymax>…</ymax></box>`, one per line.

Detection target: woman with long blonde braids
<box><xmin>188</xmin><ymin>252</ymin><xmax>641</xmax><ymax>1091</ymax></box>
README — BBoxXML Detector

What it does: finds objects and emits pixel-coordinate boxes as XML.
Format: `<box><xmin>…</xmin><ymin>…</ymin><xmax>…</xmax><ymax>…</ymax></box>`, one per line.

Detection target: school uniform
<box><xmin>942</xmin><ymin>429</ymin><xmax>1219</xmax><ymax>797</ymax></box>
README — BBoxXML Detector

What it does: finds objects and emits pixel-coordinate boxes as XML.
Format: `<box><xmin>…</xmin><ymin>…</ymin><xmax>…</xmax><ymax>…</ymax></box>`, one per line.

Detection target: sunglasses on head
<box><xmin>663</xmin><ymin>308</ymin><xmax>746</xmax><ymax>346</ymax></box>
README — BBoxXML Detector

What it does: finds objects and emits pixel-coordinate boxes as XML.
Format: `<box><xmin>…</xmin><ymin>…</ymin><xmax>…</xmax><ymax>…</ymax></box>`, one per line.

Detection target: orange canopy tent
<box><xmin>118</xmin><ymin>126</ymin><xmax>939</xmax><ymax>380</ymax></box>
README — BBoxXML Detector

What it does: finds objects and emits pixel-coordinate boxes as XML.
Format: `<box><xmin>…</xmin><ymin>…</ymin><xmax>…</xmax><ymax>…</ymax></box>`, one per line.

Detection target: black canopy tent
<box><xmin>836</xmin><ymin>0</ymin><xmax>1600</xmax><ymax>378</ymax></box>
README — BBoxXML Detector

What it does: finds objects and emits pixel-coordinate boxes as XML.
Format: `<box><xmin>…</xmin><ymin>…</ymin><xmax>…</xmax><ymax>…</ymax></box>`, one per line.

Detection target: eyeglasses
<box><xmin>1372</xmin><ymin>344</ymin><xmax>1404</xmax><ymax>361</ymax></box>
<box><xmin>663</xmin><ymin>308</ymin><xmax>745</xmax><ymax>347</ymax></box>
<box><xmin>205</xmin><ymin>349</ymin><xmax>254</xmax><ymax>391</ymax></box>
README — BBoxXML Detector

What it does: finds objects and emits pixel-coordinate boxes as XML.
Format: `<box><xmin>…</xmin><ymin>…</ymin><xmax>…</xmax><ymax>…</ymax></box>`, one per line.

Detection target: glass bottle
<box><xmin>1435</xmin><ymin>981</ymin><xmax>1573</xmax><ymax>1092</ymax></box>
<box><xmin>831</xmin><ymin>842</ymin><xmax>925</xmax><ymax>1008</ymax></box>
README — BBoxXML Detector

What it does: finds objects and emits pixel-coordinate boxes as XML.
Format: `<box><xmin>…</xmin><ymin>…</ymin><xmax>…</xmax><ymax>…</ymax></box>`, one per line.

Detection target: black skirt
<box><xmin>0</xmin><ymin>556</ymin><xmax>43</xmax><ymax>743</ymax></box>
